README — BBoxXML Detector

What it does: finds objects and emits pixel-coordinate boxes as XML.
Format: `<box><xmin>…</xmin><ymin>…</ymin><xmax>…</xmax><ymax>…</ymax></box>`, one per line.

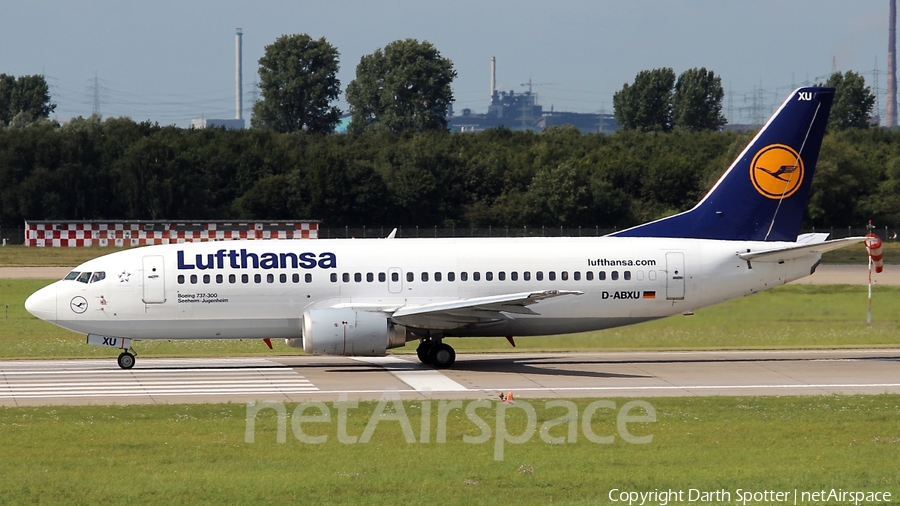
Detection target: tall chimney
<box><xmin>236</xmin><ymin>28</ymin><xmax>243</xmax><ymax>121</ymax></box>
<box><xmin>888</xmin><ymin>1</ymin><xmax>897</xmax><ymax>127</ymax></box>
<box><xmin>490</xmin><ymin>56</ymin><xmax>496</xmax><ymax>99</ymax></box>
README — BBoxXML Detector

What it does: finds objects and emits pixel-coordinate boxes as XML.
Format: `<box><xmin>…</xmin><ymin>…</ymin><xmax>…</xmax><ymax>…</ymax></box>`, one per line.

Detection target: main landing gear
<box><xmin>416</xmin><ymin>337</ymin><xmax>456</xmax><ymax>369</ymax></box>
<box><xmin>117</xmin><ymin>350</ymin><xmax>136</xmax><ymax>369</ymax></box>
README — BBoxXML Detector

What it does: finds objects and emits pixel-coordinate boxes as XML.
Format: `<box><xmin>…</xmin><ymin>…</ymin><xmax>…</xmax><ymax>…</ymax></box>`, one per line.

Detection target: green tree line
<box><xmin>1</xmin><ymin>117</ymin><xmax>899</xmax><ymax>229</ymax></box>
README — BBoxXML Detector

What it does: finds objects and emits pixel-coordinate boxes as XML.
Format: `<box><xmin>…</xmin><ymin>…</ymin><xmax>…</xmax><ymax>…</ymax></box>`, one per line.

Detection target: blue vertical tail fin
<box><xmin>612</xmin><ymin>87</ymin><xmax>834</xmax><ymax>242</ymax></box>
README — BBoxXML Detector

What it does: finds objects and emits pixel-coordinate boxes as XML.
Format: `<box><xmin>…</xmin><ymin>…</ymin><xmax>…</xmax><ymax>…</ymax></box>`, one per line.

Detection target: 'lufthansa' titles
<box><xmin>177</xmin><ymin>249</ymin><xmax>336</xmax><ymax>270</ymax></box>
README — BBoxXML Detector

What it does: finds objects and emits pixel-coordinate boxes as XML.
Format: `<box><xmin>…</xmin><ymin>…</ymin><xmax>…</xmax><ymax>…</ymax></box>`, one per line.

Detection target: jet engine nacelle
<box><xmin>289</xmin><ymin>309</ymin><xmax>410</xmax><ymax>356</ymax></box>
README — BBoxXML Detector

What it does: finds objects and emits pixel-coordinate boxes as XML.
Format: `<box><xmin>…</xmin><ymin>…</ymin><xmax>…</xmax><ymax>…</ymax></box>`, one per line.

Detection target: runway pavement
<box><xmin>2</xmin><ymin>349</ymin><xmax>898</xmax><ymax>406</ymax></box>
<box><xmin>789</xmin><ymin>264</ymin><xmax>900</xmax><ymax>285</ymax></box>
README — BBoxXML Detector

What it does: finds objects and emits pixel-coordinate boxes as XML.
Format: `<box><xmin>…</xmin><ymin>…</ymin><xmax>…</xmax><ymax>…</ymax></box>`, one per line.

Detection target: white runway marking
<box><xmin>490</xmin><ymin>383</ymin><xmax>900</xmax><ymax>392</ymax></box>
<box><xmin>237</xmin><ymin>383</ymin><xmax>900</xmax><ymax>395</ymax></box>
<box><xmin>0</xmin><ymin>358</ymin><xmax>317</xmax><ymax>401</ymax></box>
<box><xmin>352</xmin><ymin>356</ymin><xmax>469</xmax><ymax>391</ymax></box>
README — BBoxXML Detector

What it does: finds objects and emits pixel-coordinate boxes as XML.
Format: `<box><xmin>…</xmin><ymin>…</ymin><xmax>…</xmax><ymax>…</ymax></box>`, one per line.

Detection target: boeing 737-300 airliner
<box><xmin>25</xmin><ymin>87</ymin><xmax>864</xmax><ymax>369</ymax></box>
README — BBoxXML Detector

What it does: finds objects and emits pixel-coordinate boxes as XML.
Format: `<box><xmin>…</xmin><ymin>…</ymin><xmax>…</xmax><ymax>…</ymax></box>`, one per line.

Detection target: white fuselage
<box><xmin>26</xmin><ymin>237</ymin><xmax>818</xmax><ymax>342</ymax></box>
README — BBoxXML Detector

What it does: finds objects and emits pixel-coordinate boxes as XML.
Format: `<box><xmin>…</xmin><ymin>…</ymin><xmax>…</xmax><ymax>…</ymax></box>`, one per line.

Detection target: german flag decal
<box><xmin>642</xmin><ymin>291</ymin><xmax>656</xmax><ymax>299</ymax></box>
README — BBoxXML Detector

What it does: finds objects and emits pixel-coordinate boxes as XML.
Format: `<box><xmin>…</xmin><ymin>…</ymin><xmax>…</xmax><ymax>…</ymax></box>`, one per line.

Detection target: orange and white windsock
<box><xmin>865</xmin><ymin>234</ymin><xmax>884</xmax><ymax>273</ymax></box>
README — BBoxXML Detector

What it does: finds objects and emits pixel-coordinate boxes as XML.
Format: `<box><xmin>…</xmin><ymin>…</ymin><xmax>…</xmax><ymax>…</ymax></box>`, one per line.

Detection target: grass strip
<box><xmin>0</xmin><ymin>395</ymin><xmax>897</xmax><ymax>505</ymax></box>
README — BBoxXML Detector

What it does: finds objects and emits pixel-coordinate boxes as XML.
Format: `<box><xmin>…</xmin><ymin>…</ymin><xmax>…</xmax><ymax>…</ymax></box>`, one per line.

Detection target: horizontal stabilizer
<box><xmin>738</xmin><ymin>236</ymin><xmax>865</xmax><ymax>263</ymax></box>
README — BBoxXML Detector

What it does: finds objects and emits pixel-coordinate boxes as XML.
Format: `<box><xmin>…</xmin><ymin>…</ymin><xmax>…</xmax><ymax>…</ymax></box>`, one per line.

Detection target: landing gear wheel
<box><xmin>416</xmin><ymin>340</ymin><xmax>434</xmax><ymax>364</ymax></box>
<box><xmin>428</xmin><ymin>343</ymin><xmax>456</xmax><ymax>369</ymax></box>
<box><xmin>117</xmin><ymin>352</ymin><xmax>136</xmax><ymax>369</ymax></box>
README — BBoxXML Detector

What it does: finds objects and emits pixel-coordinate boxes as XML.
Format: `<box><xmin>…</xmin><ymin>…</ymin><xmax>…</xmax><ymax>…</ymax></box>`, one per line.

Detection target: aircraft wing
<box><xmin>389</xmin><ymin>290</ymin><xmax>583</xmax><ymax>329</ymax></box>
<box><xmin>738</xmin><ymin>235</ymin><xmax>865</xmax><ymax>263</ymax></box>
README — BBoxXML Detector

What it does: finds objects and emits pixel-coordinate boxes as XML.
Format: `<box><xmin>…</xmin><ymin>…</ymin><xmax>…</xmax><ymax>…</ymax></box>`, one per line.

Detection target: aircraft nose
<box><xmin>25</xmin><ymin>284</ymin><xmax>57</xmax><ymax>322</ymax></box>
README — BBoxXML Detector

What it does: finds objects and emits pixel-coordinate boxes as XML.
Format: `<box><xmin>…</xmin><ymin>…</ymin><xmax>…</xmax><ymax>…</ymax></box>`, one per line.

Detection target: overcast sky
<box><xmin>1</xmin><ymin>0</ymin><xmax>889</xmax><ymax>126</ymax></box>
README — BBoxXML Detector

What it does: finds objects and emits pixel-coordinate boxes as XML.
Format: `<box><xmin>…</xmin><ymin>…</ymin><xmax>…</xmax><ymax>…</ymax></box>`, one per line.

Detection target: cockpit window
<box><xmin>90</xmin><ymin>272</ymin><xmax>106</xmax><ymax>283</ymax></box>
<box><xmin>76</xmin><ymin>272</ymin><xmax>92</xmax><ymax>284</ymax></box>
<box><xmin>64</xmin><ymin>271</ymin><xmax>80</xmax><ymax>281</ymax></box>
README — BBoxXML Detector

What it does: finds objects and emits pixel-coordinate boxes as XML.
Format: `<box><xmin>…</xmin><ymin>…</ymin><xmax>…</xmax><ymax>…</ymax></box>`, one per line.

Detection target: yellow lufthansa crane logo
<box><xmin>749</xmin><ymin>144</ymin><xmax>805</xmax><ymax>199</ymax></box>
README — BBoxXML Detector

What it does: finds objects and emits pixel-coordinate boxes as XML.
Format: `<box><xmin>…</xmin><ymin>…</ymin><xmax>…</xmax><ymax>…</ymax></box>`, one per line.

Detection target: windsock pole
<box><xmin>864</xmin><ymin>220</ymin><xmax>885</xmax><ymax>325</ymax></box>
<box><xmin>867</xmin><ymin>246</ymin><xmax>873</xmax><ymax>325</ymax></box>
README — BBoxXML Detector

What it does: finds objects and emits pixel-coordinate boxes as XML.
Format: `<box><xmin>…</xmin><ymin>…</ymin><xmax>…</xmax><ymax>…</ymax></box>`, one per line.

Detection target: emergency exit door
<box><xmin>388</xmin><ymin>268</ymin><xmax>403</xmax><ymax>294</ymax></box>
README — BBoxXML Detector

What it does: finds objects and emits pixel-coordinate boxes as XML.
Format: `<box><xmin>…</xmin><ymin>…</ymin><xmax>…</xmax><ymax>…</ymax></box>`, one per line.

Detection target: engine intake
<box><xmin>292</xmin><ymin>309</ymin><xmax>411</xmax><ymax>356</ymax></box>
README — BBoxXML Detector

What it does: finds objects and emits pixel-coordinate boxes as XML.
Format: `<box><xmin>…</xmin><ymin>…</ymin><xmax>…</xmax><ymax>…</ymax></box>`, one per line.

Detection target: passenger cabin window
<box><xmin>203</xmin><ymin>274</ymin><xmax>210</xmax><ymax>284</ymax></box>
<box><xmin>548</xmin><ymin>271</ymin><xmax>556</xmax><ymax>281</ymax></box>
<box><xmin>499</xmin><ymin>272</ymin><xmax>506</xmax><ymax>281</ymax></box>
<box><xmin>379</xmin><ymin>272</ymin><xmax>386</xmax><ymax>282</ymax></box>
<box><xmin>343</xmin><ymin>273</ymin><xmax>350</xmax><ymax>283</ymax></box>
<box><xmin>586</xmin><ymin>271</ymin><xmax>593</xmax><ymax>281</ymax></box>
<box><xmin>216</xmin><ymin>274</ymin><xmax>223</xmax><ymax>284</ymax></box>
<box><xmin>511</xmin><ymin>272</ymin><xmax>518</xmax><ymax>281</ymax></box>
<box><xmin>524</xmin><ymin>271</ymin><xmax>531</xmax><ymax>281</ymax></box>
<box><xmin>190</xmin><ymin>274</ymin><xmax>198</xmax><ymax>284</ymax></box>
<box><xmin>242</xmin><ymin>274</ymin><xmax>249</xmax><ymax>284</ymax></box>
<box><xmin>354</xmin><ymin>273</ymin><xmax>362</xmax><ymax>283</ymax></box>
<box><xmin>573</xmin><ymin>272</ymin><xmax>580</xmax><ymax>281</ymax></box>
<box><xmin>280</xmin><ymin>273</ymin><xmax>288</xmax><ymax>283</ymax></box>
<box><xmin>177</xmin><ymin>275</ymin><xmax>185</xmax><ymax>284</ymax></box>
<box><xmin>267</xmin><ymin>274</ymin><xmax>274</xmax><ymax>283</ymax></box>
<box><xmin>305</xmin><ymin>273</ymin><xmax>312</xmax><ymax>283</ymax></box>
<box><xmin>447</xmin><ymin>272</ymin><xmax>455</xmax><ymax>282</ymax></box>
<box><xmin>367</xmin><ymin>273</ymin><xmax>374</xmax><ymax>282</ymax></box>
<box><xmin>391</xmin><ymin>272</ymin><xmax>398</xmax><ymax>282</ymax></box>
<box><xmin>536</xmin><ymin>271</ymin><xmax>544</xmax><ymax>281</ymax></box>
<box><xmin>460</xmin><ymin>272</ymin><xmax>468</xmax><ymax>281</ymax></box>
<box><xmin>254</xmin><ymin>274</ymin><xmax>262</xmax><ymax>284</ymax></box>
<box><xmin>485</xmin><ymin>272</ymin><xmax>493</xmax><ymax>281</ymax></box>
<box><xmin>407</xmin><ymin>272</ymin><xmax>414</xmax><ymax>282</ymax></box>
<box><xmin>598</xmin><ymin>271</ymin><xmax>606</xmax><ymax>281</ymax></box>
<box><xmin>611</xmin><ymin>271</ymin><xmax>619</xmax><ymax>281</ymax></box>
<box><xmin>229</xmin><ymin>274</ymin><xmax>236</xmax><ymax>284</ymax></box>
<box><xmin>421</xmin><ymin>272</ymin><xmax>429</xmax><ymax>282</ymax></box>
<box><xmin>624</xmin><ymin>271</ymin><xmax>631</xmax><ymax>281</ymax></box>
<box><xmin>434</xmin><ymin>272</ymin><xmax>442</xmax><ymax>282</ymax></box>
<box><xmin>473</xmin><ymin>272</ymin><xmax>480</xmax><ymax>281</ymax></box>
<box><xmin>562</xmin><ymin>271</ymin><xmax>569</xmax><ymax>281</ymax></box>
<box><xmin>331</xmin><ymin>273</ymin><xmax>338</xmax><ymax>283</ymax></box>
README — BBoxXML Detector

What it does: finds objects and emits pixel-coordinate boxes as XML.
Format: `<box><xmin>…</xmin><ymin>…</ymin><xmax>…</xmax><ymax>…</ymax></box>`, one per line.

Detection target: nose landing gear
<box><xmin>117</xmin><ymin>349</ymin><xmax>136</xmax><ymax>369</ymax></box>
<box><xmin>86</xmin><ymin>334</ymin><xmax>138</xmax><ymax>369</ymax></box>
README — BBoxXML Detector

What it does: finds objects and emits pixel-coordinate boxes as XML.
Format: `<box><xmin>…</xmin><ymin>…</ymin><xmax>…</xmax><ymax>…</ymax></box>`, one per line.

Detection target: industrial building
<box><xmin>447</xmin><ymin>57</ymin><xmax>618</xmax><ymax>134</ymax></box>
